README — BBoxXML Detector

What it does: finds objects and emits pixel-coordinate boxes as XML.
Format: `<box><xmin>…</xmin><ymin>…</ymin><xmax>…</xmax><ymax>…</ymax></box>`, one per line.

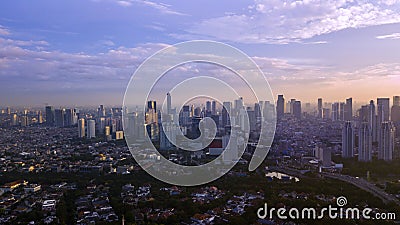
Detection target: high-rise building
<box><xmin>98</xmin><ymin>105</ymin><xmax>106</xmax><ymax>118</ymax></box>
<box><xmin>6</xmin><ymin>107</ymin><xmax>11</xmax><ymax>115</ymax></box>
<box><xmin>391</xmin><ymin>96</ymin><xmax>400</xmax><ymax>122</ymax></box>
<box><xmin>317</xmin><ymin>98</ymin><xmax>323</xmax><ymax>118</ymax></box>
<box><xmin>179</xmin><ymin>105</ymin><xmax>191</xmax><ymax>127</ymax></box>
<box><xmin>322</xmin><ymin>108</ymin><xmax>330</xmax><ymax>119</ymax></box>
<box><xmin>331</xmin><ymin>102</ymin><xmax>339</xmax><ymax>121</ymax></box>
<box><xmin>37</xmin><ymin>111</ymin><xmax>43</xmax><ymax>124</ymax></box>
<box><xmin>206</xmin><ymin>101</ymin><xmax>212</xmax><ymax>113</ymax></box>
<box><xmin>160</xmin><ymin>122</ymin><xmax>177</xmax><ymax>150</ymax></box>
<box><xmin>378</xmin><ymin>121</ymin><xmax>395</xmax><ymax>161</ymax></box>
<box><xmin>45</xmin><ymin>106</ymin><xmax>55</xmax><ymax>126</ymax></box>
<box><xmin>358</xmin><ymin>105</ymin><xmax>369</xmax><ymax>122</ymax></box>
<box><xmin>342</xmin><ymin>121</ymin><xmax>354</xmax><ymax>158</ymax></box>
<box><xmin>377</xmin><ymin>98</ymin><xmax>390</xmax><ymax>142</ymax></box>
<box><xmin>377</xmin><ymin>98</ymin><xmax>390</xmax><ymax>122</ymax></box>
<box><xmin>393</xmin><ymin>96</ymin><xmax>400</xmax><ymax>107</ymax></box>
<box><xmin>78</xmin><ymin>118</ymin><xmax>85</xmax><ymax>138</ymax></box>
<box><xmin>212</xmin><ymin>101</ymin><xmax>217</xmax><ymax>115</ymax></box>
<box><xmin>98</xmin><ymin>117</ymin><xmax>106</xmax><ymax>134</ymax></box>
<box><xmin>293</xmin><ymin>101</ymin><xmax>302</xmax><ymax>120</ymax></box>
<box><xmin>276</xmin><ymin>95</ymin><xmax>285</xmax><ymax>120</ymax></box>
<box><xmin>339</xmin><ymin>102</ymin><xmax>345</xmax><ymax>121</ymax></box>
<box><xmin>54</xmin><ymin>109</ymin><xmax>65</xmax><ymax>127</ymax></box>
<box><xmin>234</xmin><ymin>97</ymin><xmax>244</xmax><ymax>112</ymax></box>
<box><xmin>11</xmin><ymin>113</ymin><xmax>18</xmax><ymax>126</ymax></box>
<box><xmin>147</xmin><ymin>101</ymin><xmax>156</xmax><ymax>111</ymax></box>
<box><xmin>222</xmin><ymin>101</ymin><xmax>232</xmax><ymax>128</ymax></box>
<box><xmin>344</xmin><ymin>98</ymin><xmax>353</xmax><ymax>121</ymax></box>
<box><xmin>87</xmin><ymin>119</ymin><xmax>96</xmax><ymax>139</ymax></box>
<box><xmin>368</xmin><ymin>100</ymin><xmax>377</xmax><ymax>142</ymax></box>
<box><xmin>20</xmin><ymin>115</ymin><xmax>28</xmax><ymax>127</ymax></box>
<box><xmin>358</xmin><ymin>122</ymin><xmax>372</xmax><ymax>162</ymax></box>
<box><xmin>289</xmin><ymin>99</ymin><xmax>296</xmax><ymax>114</ymax></box>
<box><xmin>64</xmin><ymin>108</ymin><xmax>74</xmax><ymax>126</ymax></box>
<box><xmin>167</xmin><ymin>93</ymin><xmax>171</xmax><ymax>114</ymax></box>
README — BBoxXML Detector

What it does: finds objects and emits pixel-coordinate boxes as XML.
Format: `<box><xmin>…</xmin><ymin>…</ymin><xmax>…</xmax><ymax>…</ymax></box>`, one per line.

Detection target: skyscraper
<box><xmin>293</xmin><ymin>101</ymin><xmax>302</xmax><ymax>120</ymax></box>
<box><xmin>358</xmin><ymin>105</ymin><xmax>369</xmax><ymax>122</ymax></box>
<box><xmin>342</xmin><ymin>121</ymin><xmax>354</xmax><ymax>158</ymax></box>
<box><xmin>98</xmin><ymin>105</ymin><xmax>106</xmax><ymax>118</ymax></box>
<box><xmin>377</xmin><ymin>98</ymin><xmax>390</xmax><ymax>122</ymax></box>
<box><xmin>147</xmin><ymin>101</ymin><xmax>156</xmax><ymax>112</ymax></box>
<box><xmin>344</xmin><ymin>98</ymin><xmax>353</xmax><ymax>121</ymax></box>
<box><xmin>276</xmin><ymin>95</ymin><xmax>285</xmax><ymax>120</ymax></box>
<box><xmin>222</xmin><ymin>101</ymin><xmax>232</xmax><ymax>128</ymax></box>
<box><xmin>358</xmin><ymin>122</ymin><xmax>372</xmax><ymax>162</ymax></box>
<box><xmin>289</xmin><ymin>99</ymin><xmax>296</xmax><ymax>114</ymax></box>
<box><xmin>206</xmin><ymin>101</ymin><xmax>212</xmax><ymax>113</ymax></box>
<box><xmin>378</xmin><ymin>121</ymin><xmax>395</xmax><ymax>161</ymax></box>
<box><xmin>391</xmin><ymin>96</ymin><xmax>400</xmax><ymax>122</ymax></box>
<box><xmin>78</xmin><ymin>118</ymin><xmax>85</xmax><ymax>138</ymax></box>
<box><xmin>331</xmin><ymin>102</ymin><xmax>339</xmax><ymax>121</ymax></box>
<box><xmin>167</xmin><ymin>92</ymin><xmax>171</xmax><ymax>114</ymax></box>
<box><xmin>339</xmin><ymin>102</ymin><xmax>345</xmax><ymax>121</ymax></box>
<box><xmin>11</xmin><ymin>113</ymin><xmax>18</xmax><ymax>126</ymax></box>
<box><xmin>317</xmin><ymin>98</ymin><xmax>323</xmax><ymax>118</ymax></box>
<box><xmin>54</xmin><ymin>109</ymin><xmax>65</xmax><ymax>127</ymax></box>
<box><xmin>368</xmin><ymin>100</ymin><xmax>377</xmax><ymax>142</ymax></box>
<box><xmin>377</xmin><ymin>98</ymin><xmax>390</xmax><ymax>142</ymax></box>
<box><xmin>37</xmin><ymin>111</ymin><xmax>43</xmax><ymax>124</ymax></box>
<box><xmin>212</xmin><ymin>101</ymin><xmax>217</xmax><ymax>115</ymax></box>
<box><xmin>393</xmin><ymin>96</ymin><xmax>400</xmax><ymax>107</ymax></box>
<box><xmin>87</xmin><ymin>119</ymin><xmax>96</xmax><ymax>139</ymax></box>
<box><xmin>65</xmin><ymin>108</ymin><xmax>74</xmax><ymax>126</ymax></box>
<box><xmin>45</xmin><ymin>106</ymin><xmax>54</xmax><ymax>126</ymax></box>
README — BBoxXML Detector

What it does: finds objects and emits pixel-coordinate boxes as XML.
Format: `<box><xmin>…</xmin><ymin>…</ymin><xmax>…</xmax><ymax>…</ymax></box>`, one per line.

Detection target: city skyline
<box><xmin>0</xmin><ymin>1</ymin><xmax>400</xmax><ymax>106</ymax></box>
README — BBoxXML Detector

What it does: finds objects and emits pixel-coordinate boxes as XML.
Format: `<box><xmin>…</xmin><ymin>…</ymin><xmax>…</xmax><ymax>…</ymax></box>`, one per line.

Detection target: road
<box><xmin>271</xmin><ymin>166</ymin><xmax>400</xmax><ymax>206</ymax></box>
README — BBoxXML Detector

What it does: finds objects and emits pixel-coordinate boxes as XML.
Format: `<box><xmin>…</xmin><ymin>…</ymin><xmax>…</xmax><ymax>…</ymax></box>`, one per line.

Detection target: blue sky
<box><xmin>0</xmin><ymin>0</ymin><xmax>400</xmax><ymax>106</ymax></box>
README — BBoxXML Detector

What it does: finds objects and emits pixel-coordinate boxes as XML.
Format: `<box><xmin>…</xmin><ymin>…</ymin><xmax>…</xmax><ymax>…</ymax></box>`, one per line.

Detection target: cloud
<box><xmin>0</xmin><ymin>25</ymin><xmax>10</xmax><ymax>36</ymax></box>
<box><xmin>176</xmin><ymin>0</ymin><xmax>400</xmax><ymax>44</ymax></box>
<box><xmin>376</xmin><ymin>32</ymin><xmax>400</xmax><ymax>39</ymax></box>
<box><xmin>0</xmin><ymin>36</ymin><xmax>169</xmax><ymax>91</ymax></box>
<box><xmin>108</xmin><ymin>0</ymin><xmax>187</xmax><ymax>15</ymax></box>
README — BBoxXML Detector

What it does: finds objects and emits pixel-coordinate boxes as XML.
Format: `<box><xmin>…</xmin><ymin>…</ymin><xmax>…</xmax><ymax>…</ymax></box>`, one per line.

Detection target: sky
<box><xmin>0</xmin><ymin>0</ymin><xmax>400</xmax><ymax>107</ymax></box>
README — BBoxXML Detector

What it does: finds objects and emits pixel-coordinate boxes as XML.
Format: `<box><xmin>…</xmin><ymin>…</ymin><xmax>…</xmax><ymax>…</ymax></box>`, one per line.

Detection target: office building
<box><xmin>87</xmin><ymin>119</ymin><xmax>96</xmax><ymax>139</ymax></box>
<box><xmin>78</xmin><ymin>118</ymin><xmax>85</xmax><ymax>138</ymax></box>
<box><xmin>378</xmin><ymin>121</ymin><xmax>395</xmax><ymax>161</ymax></box>
<box><xmin>54</xmin><ymin>109</ymin><xmax>64</xmax><ymax>127</ymax></box>
<box><xmin>391</xmin><ymin>96</ymin><xmax>400</xmax><ymax>122</ymax></box>
<box><xmin>317</xmin><ymin>98</ymin><xmax>323</xmax><ymax>118</ymax></box>
<box><xmin>45</xmin><ymin>106</ymin><xmax>54</xmax><ymax>126</ymax></box>
<box><xmin>37</xmin><ymin>111</ymin><xmax>43</xmax><ymax>124</ymax></box>
<box><xmin>342</xmin><ymin>121</ymin><xmax>354</xmax><ymax>158</ymax></box>
<box><xmin>276</xmin><ymin>95</ymin><xmax>285</xmax><ymax>120</ymax></box>
<box><xmin>212</xmin><ymin>101</ymin><xmax>217</xmax><ymax>115</ymax></box>
<box><xmin>339</xmin><ymin>102</ymin><xmax>345</xmax><ymax>121</ymax></box>
<box><xmin>368</xmin><ymin>100</ymin><xmax>377</xmax><ymax>142</ymax></box>
<box><xmin>344</xmin><ymin>98</ymin><xmax>352</xmax><ymax>121</ymax></box>
<box><xmin>358</xmin><ymin>122</ymin><xmax>372</xmax><ymax>162</ymax></box>
<box><xmin>222</xmin><ymin>101</ymin><xmax>232</xmax><ymax>128</ymax></box>
<box><xmin>167</xmin><ymin>92</ymin><xmax>171</xmax><ymax>114</ymax></box>
<box><xmin>377</xmin><ymin>98</ymin><xmax>390</xmax><ymax>142</ymax></box>
<box><xmin>293</xmin><ymin>101</ymin><xmax>301</xmax><ymax>120</ymax></box>
<box><xmin>377</xmin><ymin>98</ymin><xmax>390</xmax><ymax>122</ymax></box>
<box><xmin>331</xmin><ymin>102</ymin><xmax>339</xmax><ymax>121</ymax></box>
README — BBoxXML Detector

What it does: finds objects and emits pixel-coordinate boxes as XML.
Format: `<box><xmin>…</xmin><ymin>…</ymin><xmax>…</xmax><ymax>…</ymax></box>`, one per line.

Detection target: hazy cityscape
<box><xmin>0</xmin><ymin>93</ymin><xmax>399</xmax><ymax>224</ymax></box>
